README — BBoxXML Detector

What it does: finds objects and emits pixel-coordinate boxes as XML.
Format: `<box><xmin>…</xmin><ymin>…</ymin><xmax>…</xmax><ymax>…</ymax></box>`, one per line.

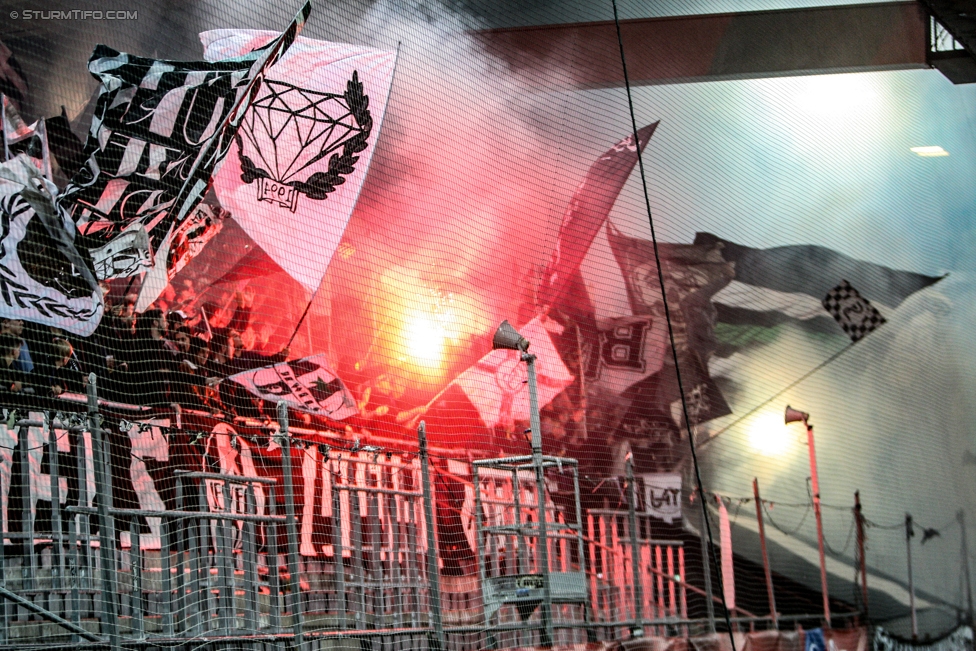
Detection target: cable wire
<box><xmin>610</xmin><ymin>0</ymin><xmax>736</xmax><ymax>642</ymax></box>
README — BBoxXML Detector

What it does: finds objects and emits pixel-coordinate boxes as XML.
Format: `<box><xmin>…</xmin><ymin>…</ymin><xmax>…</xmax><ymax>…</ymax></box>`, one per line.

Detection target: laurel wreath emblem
<box><xmin>237</xmin><ymin>71</ymin><xmax>373</xmax><ymax>201</ymax></box>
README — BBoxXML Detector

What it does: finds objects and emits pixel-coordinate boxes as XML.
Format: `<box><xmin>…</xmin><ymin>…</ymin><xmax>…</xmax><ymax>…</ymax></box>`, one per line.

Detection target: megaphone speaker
<box><xmin>784</xmin><ymin>405</ymin><xmax>810</xmax><ymax>425</ymax></box>
<box><xmin>492</xmin><ymin>320</ymin><xmax>529</xmax><ymax>352</ymax></box>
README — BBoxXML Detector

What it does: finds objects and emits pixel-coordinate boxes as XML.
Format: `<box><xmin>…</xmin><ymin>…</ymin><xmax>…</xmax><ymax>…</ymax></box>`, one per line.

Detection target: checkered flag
<box><xmin>822</xmin><ymin>280</ymin><xmax>886</xmax><ymax>342</ymax></box>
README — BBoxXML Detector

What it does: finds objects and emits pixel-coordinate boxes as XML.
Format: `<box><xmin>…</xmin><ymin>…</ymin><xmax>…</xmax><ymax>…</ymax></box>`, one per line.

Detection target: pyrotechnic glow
<box><xmin>748</xmin><ymin>412</ymin><xmax>792</xmax><ymax>457</ymax></box>
<box><xmin>404</xmin><ymin>314</ymin><xmax>446</xmax><ymax>367</ymax></box>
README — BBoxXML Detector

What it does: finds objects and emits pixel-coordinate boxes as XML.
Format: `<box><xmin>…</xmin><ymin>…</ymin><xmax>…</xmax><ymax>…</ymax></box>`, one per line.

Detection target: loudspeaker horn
<box><xmin>784</xmin><ymin>405</ymin><xmax>810</xmax><ymax>425</ymax></box>
<box><xmin>492</xmin><ymin>320</ymin><xmax>529</xmax><ymax>352</ymax></box>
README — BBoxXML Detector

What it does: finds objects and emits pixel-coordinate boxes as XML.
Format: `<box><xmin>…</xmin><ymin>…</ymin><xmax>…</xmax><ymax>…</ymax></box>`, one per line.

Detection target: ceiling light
<box><xmin>910</xmin><ymin>146</ymin><xmax>949</xmax><ymax>157</ymax></box>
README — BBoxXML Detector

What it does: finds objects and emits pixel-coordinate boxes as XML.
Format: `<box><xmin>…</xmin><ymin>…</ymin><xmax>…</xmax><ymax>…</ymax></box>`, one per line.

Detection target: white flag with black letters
<box><xmin>229</xmin><ymin>354</ymin><xmax>359</xmax><ymax>420</ymax></box>
<box><xmin>642</xmin><ymin>472</ymin><xmax>681</xmax><ymax>523</ymax></box>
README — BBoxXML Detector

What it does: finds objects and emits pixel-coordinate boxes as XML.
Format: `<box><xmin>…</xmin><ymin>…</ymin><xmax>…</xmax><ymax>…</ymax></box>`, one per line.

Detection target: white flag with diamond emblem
<box><xmin>202</xmin><ymin>31</ymin><xmax>395</xmax><ymax>291</ymax></box>
<box><xmin>822</xmin><ymin>279</ymin><xmax>887</xmax><ymax>342</ymax></box>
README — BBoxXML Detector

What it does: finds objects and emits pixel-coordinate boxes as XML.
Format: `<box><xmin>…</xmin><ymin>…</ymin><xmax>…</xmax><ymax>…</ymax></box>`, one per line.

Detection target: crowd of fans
<box><xmin>0</xmin><ymin>281</ymin><xmax>288</xmax><ymax>417</ymax></box>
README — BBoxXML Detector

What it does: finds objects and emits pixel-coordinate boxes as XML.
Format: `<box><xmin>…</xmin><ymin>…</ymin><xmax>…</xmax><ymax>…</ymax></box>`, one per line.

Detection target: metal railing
<box><xmin>0</xmin><ymin>377</ymin><xmax>858</xmax><ymax>650</ymax></box>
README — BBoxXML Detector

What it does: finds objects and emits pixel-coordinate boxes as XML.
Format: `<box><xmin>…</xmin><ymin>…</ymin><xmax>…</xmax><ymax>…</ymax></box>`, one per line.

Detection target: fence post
<box><xmin>626</xmin><ymin>455</ymin><xmax>644</xmax><ymax>638</ymax></box>
<box><xmin>696</xmin><ymin>487</ymin><xmax>716</xmax><ymax>633</ymax></box>
<box><xmin>855</xmin><ymin>491</ymin><xmax>868</xmax><ymax>620</ymax></box>
<box><xmin>418</xmin><ymin>421</ymin><xmax>445</xmax><ymax>651</ymax></box>
<box><xmin>753</xmin><ymin>478</ymin><xmax>778</xmax><ymax>629</ymax></box>
<box><xmin>959</xmin><ymin>509</ymin><xmax>973</xmax><ymax>625</ymax></box>
<box><xmin>277</xmin><ymin>401</ymin><xmax>304</xmax><ymax>648</ymax></box>
<box><xmin>525</xmin><ymin>353</ymin><xmax>555</xmax><ymax>648</ymax></box>
<box><xmin>87</xmin><ymin>374</ymin><xmax>120</xmax><ymax>651</ymax></box>
<box><xmin>906</xmin><ymin>514</ymin><xmax>917</xmax><ymax>639</ymax></box>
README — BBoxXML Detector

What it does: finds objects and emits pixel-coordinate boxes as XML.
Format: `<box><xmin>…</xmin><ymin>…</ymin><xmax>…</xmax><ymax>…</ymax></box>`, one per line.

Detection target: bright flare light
<box><xmin>792</xmin><ymin>74</ymin><xmax>878</xmax><ymax>117</ymax></box>
<box><xmin>910</xmin><ymin>146</ymin><xmax>950</xmax><ymax>157</ymax></box>
<box><xmin>749</xmin><ymin>412</ymin><xmax>792</xmax><ymax>457</ymax></box>
<box><xmin>404</xmin><ymin>314</ymin><xmax>445</xmax><ymax>367</ymax></box>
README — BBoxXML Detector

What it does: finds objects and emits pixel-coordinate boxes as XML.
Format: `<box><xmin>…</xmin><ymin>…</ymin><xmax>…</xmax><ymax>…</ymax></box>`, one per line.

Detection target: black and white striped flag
<box><xmin>58</xmin><ymin>1</ymin><xmax>311</xmax><ymax>287</ymax></box>
<box><xmin>2</xmin><ymin>95</ymin><xmax>52</xmax><ymax>180</ymax></box>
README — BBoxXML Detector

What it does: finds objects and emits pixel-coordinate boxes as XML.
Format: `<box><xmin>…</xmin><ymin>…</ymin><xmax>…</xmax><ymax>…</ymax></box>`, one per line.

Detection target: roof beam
<box><xmin>474</xmin><ymin>2</ymin><xmax>930</xmax><ymax>89</ymax></box>
<box><xmin>920</xmin><ymin>0</ymin><xmax>976</xmax><ymax>83</ymax></box>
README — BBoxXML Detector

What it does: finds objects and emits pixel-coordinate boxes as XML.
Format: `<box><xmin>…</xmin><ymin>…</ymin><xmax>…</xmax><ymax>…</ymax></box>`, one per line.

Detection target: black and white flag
<box><xmin>2</xmin><ymin>95</ymin><xmax>52</xmax><ymax>180</ymax></box>
<box><xmin>57</xmin><ymin>2</ymin><xmax>311</xmax><ymax>287</ymax></box>
<box><xmin>0</xmin><ymin>155</ymin><xmax>103</xmax><ymax>336</ymax></box>
<box><xmin>229</xmin><ymin>354</ymin><xmax>358</xmax><ymax>420</ymax></box>
<box><xmin>822</xmin><ymin>279</ymin><xmax>886</xmax><ymax>342</ymax></box>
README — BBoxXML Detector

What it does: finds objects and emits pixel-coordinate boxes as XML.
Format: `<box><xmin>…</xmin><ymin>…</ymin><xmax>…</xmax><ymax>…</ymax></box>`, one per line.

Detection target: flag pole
<box><xmin>575</xmin><ymin>324</ymin><xmax>588</xmax><ymax>442</ymax></box>
<box><xmin>284</xmin><ymin>296</ymin><xmax>316</xmax><ymax>349</ymax></box>
<box><xmin>804</xmin><ymin>415</ymin><xmax>832</xmax><ymax>628</ymax></box>
<box><xmin>855</xmin><ymin>491</ymin><xmax>869</xmax><ymax>620</ymax></box>
<box><xmin>753</xmin><ymin>478</ymin><xmax>778</xmax><ymax>629</ymax></box>
<box><xmin>906</xmin><ymin>514</ymin><xmax>918</xmax><ymax>639</ymax></box>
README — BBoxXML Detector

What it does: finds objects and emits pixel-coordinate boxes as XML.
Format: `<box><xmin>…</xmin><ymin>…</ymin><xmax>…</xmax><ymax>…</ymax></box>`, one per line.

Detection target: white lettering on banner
<box><xmin>0</xmin><ymin>414</ymin><xmax>73</xmax><ymax>541</ymax></box>
<box><xmin>237</xmin><ymin>436</ymin><xmax>266</xmax><ymax>516</ymax></box>
<box><xmin>311</xmin><ymin>451</ymin><xmax>426</xmax><ymax>560</ymax></box>
<box><xmin>447</xmin><ymin>459</ymin><xmax>478</xmax><ymax>555</ymax></box>
<box><xmin>28</xmin><ymin>416</ymin><xmax>69</xmax><ymax>517</ymax></box>
<box><xmin>202</xmin><ymin>423</ymin><xmax>268</xmax><ymax>549</ymax></box>
<box><xmin>642</xmin><ymin>472</ymin><xmax>682</xmax><ymax>524</ymax></box>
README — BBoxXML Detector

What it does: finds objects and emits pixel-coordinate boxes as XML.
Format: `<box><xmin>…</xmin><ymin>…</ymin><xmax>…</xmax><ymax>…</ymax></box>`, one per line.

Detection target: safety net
<box><xmin>0</xmin><ymin>0</ymin><xmax>973</xmax><ymax>649</ymax></box>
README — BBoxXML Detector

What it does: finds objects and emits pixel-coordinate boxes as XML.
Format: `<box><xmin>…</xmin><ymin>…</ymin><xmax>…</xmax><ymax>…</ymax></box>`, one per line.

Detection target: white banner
<box><xmin>642</xmin><ymin>472</ymin><xmax>681</xmax><ymax>523</ymax></box>
<box><xmin>229</xmin><ymin>354</ymin><xmax>358</xmax><ymax>419</ymax></box>
<box><xmin>202</xmin><ymin>31</ymin><xmax>395</xmax><ymax>292</ymax></box>
<box><xmin>124</xmin><ymin>418</ymin><xmax>170</xmax><ymax>549</ymax></box>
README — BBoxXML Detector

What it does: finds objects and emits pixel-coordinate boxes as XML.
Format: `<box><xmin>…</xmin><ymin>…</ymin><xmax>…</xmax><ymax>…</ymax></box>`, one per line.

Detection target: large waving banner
<box><xmin>697</xmin><ymin>231</ymin><xmax>943</xmax><ymax>339</ymax></box>
<box><xmin>57</xmin><ymin>3</ymin><xmax>310</xmax><ymax>289</ymax></box>
<box><xmin>202</xmin><ymin>32</ymin><xmax>395</xmax><ymax>292</ymax></box>
<box><xmin>539</xmin><ymin>122</ymin><xmax>658</xmax><ymax>309</ymax></box>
